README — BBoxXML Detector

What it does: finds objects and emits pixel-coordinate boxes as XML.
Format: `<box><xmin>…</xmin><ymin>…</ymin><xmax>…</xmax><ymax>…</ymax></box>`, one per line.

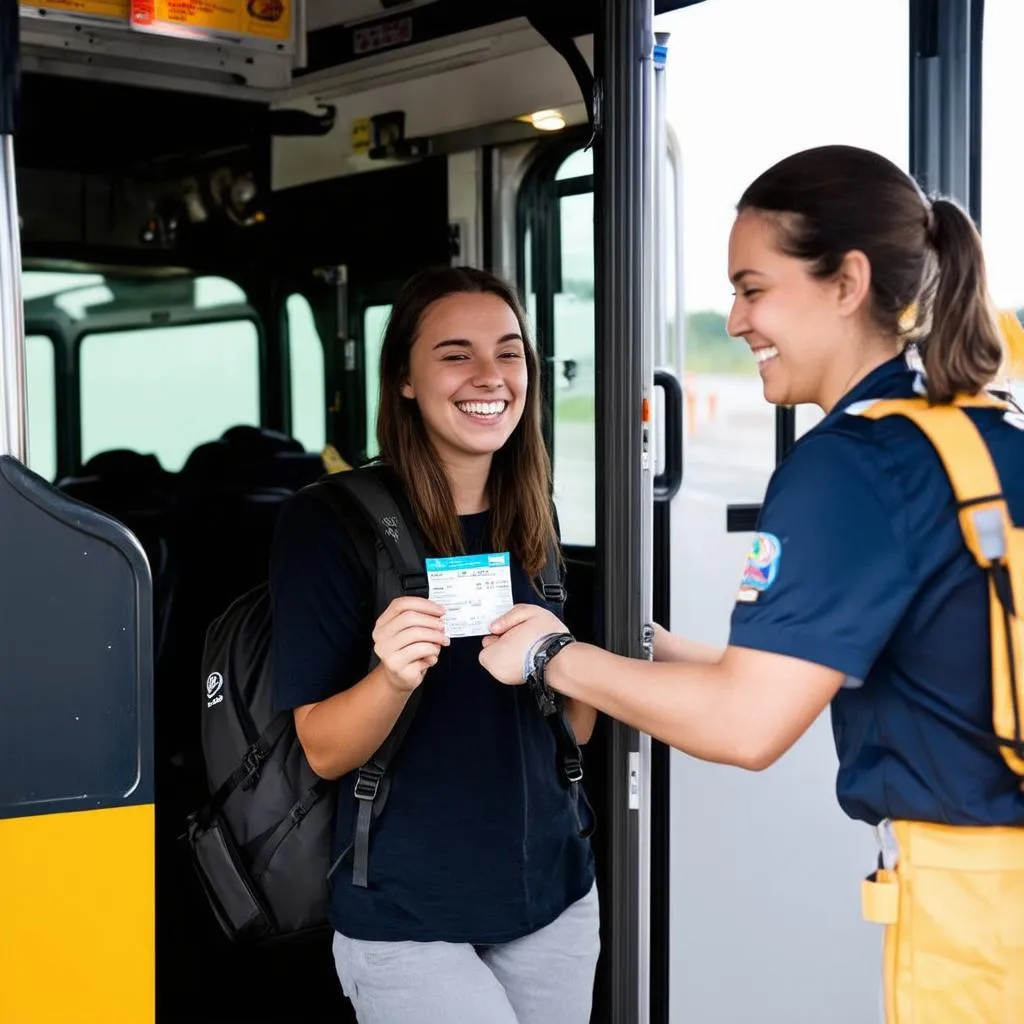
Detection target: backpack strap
<box><xmin>533</xmin><ymin>536</ymin><xmax>593</xmax><ymax>835</ymax></box>
<box><xmin>851</xmin><ymin>395</ymin><xmax>1024</xmax><ymax>777</ymax></box>
<box><xmin>538</xmin><ymin>542</ymin><xmax>568</xmax><ymax>606</ymax></box>
<box><xmin>321</xmin><ymin>467</ymin><xmax>430</xmax><ymax>606</ymax></box>
<box><xmin>312</xmin><ymin>467</ymin><xmax>431</xmax><ymax>888</ymax></box>
<box><xmin>190</xmin><ymin>711</ymin><xmax>293</xmax><ymax>831</ymax></box>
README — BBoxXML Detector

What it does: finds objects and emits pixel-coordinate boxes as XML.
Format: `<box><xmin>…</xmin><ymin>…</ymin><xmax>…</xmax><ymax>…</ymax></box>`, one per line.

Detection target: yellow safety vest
<box><xmin>849</xmin><ymin>393</ymin><xmax>1024</xmax><ymax>1023</ymax></box>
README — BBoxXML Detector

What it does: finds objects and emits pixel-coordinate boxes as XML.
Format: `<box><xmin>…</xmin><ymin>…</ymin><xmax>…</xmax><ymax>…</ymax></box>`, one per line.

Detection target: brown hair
<box><xmin>376</xmin><ymin>265</ymin><xmax>556</xmax><ymax>578</ymax></box>
<box><xmin>737</xmin><ymin>145</ymin><xmax>1003</xmax><ymax>403</ymax></box>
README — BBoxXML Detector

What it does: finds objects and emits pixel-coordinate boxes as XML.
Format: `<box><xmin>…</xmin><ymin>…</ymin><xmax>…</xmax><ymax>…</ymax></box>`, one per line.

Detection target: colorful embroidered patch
<box><xmin>737</xmin><ymin>531</ymin><xmax>781</xmax><ymax>603</ymax></box>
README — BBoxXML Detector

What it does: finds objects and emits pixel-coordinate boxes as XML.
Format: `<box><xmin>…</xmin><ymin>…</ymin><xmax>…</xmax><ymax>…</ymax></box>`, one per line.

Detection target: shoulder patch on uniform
<box><xmin>737</xmin><ymin>531</ymin><xmax>781</xmax><ymax>603</ymax></box>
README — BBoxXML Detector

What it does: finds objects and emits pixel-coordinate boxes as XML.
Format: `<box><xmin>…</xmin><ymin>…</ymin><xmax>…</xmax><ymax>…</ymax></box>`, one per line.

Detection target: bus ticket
<box><xmin>426</xmin><ymin>552</ymin><xmax>514</xmax><ymax>638</ymax></box>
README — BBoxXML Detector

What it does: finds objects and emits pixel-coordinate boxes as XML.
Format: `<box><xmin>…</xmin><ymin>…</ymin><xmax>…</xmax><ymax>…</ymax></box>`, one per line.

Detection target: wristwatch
<box><xmin>527</xmin><ymin>631</ymin><xmax>575</xmax><ymax>716</ymax></box>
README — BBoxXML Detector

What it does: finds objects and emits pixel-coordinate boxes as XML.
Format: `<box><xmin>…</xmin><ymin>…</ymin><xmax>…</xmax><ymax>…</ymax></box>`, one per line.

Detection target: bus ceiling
<box><xmin>17</xmin><ymin>1</ymin><xmax>706</xmax><ymax>108</ymax></box>
<box><xmin>13</xmin><ymin>0</ymin><xmax>706</xmax><ymax>263</ymax></box>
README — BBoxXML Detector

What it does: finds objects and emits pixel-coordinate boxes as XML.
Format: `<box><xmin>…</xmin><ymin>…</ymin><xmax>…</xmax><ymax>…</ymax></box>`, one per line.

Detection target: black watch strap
<box><xmin>528</xmin><ymin>632</ymin><xmax>575</xmax><ymax>716</ymax></box>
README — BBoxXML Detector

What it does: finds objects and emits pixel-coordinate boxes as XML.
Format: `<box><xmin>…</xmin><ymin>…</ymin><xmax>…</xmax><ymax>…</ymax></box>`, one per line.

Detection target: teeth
<box><xmin>457</xmin><ymin>401</ymin><xmax>507</xmax><ymax>416</ymax></box>
<box><xmin>754</xmin><ymin>347</ymin><xmax>778</xmax><ymax>364</ymax></box>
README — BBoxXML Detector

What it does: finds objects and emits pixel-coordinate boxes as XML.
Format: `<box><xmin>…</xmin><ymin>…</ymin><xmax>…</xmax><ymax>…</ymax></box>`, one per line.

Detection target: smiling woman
<box><xmin>401</xmin><ymin>293</ymin><xmax>527</xmax><ymax>470</ymax></box>
<box><xmin>270</xmin><ymin>265</ymin><xmax>600</xmax><ymax>1024</ymax></box>
<box><xmin>377</xmin><ymin>267</ymin><xmax>556</xmax><ymax>578</ymax></box>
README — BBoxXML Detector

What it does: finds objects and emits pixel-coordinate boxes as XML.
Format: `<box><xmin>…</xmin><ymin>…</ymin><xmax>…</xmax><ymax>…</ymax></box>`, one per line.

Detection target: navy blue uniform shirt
<box><xmin>730</xmin><ymin>352</ymin><xmax>1024</xmax><ymax>827</ymax></box>
<box><xmin>269</xmin><ymin>485</ymin><xmax>595</xmax><ymax>943</ymax></box>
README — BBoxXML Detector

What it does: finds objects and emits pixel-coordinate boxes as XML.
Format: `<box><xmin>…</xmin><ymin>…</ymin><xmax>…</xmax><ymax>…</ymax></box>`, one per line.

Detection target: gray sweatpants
<box><xmin>332</xmin><ymin>882</ymin><xmax>600</xmax><ymax>1024</ymax></box>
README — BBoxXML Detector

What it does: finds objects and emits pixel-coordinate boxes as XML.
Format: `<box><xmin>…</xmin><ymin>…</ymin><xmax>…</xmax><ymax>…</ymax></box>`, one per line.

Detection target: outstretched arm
<box><xmin>480</xmin><ymin>607</ymin><xmax>842</xmax><ymax>770</ymax></box>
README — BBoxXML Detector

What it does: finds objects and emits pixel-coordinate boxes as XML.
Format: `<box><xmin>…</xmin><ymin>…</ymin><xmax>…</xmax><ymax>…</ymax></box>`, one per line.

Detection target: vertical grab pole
<box><xmin>595</xmin><ymin>0</ymin><xmax>655</xmax><ymax>1020</ymax></box>
<box><xmin>652</xmin><ymin>33</ymin><xmax>669</xmax><ymax>371</ymax></box>
<box><xmin>667</xmin><ymin>124</ymin><xmax>686</xmax><ymax>384</ymax></box>
<box><xmin>0</xmin><ymin>0</ymin><xmax>26</xmax><ymax>463</ymax></box>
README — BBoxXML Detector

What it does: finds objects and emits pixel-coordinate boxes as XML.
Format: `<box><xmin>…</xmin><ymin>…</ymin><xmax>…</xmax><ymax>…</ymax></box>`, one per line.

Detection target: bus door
<box><xmin>517</xmin><ymin>4</ymin><xmax>686</xmax><ymax>1021</ymax></box>
<box><xmin>0</xmin><ymin>12</ymin><xmax>156</xmax><ymax>1021</ymax></box>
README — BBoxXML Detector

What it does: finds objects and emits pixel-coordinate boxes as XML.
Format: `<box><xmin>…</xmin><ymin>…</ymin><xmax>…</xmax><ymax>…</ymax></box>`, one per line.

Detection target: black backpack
<box><xmin>184</xmin><ymin>464</ymin><xmax>584</xmax><ymax>944</ymax></box>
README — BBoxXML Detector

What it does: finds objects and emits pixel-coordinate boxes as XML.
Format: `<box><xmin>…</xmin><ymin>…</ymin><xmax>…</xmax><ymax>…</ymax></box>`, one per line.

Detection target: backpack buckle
<box><xmin>563</xmin><ymin>756</ymin><xmax>583</xmax><ymax>784</ymax></box>
<box><xmin>967</xmin><ymin>504</ymin><xmax>1007</xmax><ymax>562</ymax></box>
<box><xmin>401</xmin><ymin>571</ymin><xmax>429</xmax><ymax>597</ymax></box>
<box><xmin>240</xmin><ymin>745</ymin><xmax>267</xmax><ymax>791</ymax></box>
<box><xmin>354</xmin><ymin>763</ymin><xmax>385</xmax><ymax>802</ymax></box>
<box><xmin>542</xmin><ymin>582</ymin><xmax>566</xmax><ymax>604</ymax></box>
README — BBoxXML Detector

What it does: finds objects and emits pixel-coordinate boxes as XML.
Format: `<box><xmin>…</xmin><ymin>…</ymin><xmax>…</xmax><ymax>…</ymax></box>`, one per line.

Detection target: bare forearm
<box><xmin>296</xmin><ymin>664</ymin><xmax>413</xmax><ymax>779</ymax></box>
<box><xmin>545</xmin><ymin>644</ymin><xmax>762</xmax><ymax>768</ymax></box>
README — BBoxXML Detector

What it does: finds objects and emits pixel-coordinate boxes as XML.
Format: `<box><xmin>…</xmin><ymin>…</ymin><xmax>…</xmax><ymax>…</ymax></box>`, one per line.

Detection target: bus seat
<box><xmin>156</xmin><ymin>432</ymin><xmax>304</xmax><ymax>782</ymax></box>
<box><xmin>200</xmin><ymin>426</ymin><xmax>324</xmax><ymax>490</ymax></box>
<box><xmin>57</xmin><ymin>449</ymin><xmax>175</xmax><ymax>661</ymax></box>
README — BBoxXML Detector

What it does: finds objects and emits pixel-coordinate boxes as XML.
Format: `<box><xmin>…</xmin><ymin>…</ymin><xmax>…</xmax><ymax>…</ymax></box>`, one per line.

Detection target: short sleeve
<box><xmin>269</xmin><ymin>488</ymin><xmax>374</xmax><ymax>711</ymax></box>
<box><xmin>728</xmin><ymin>432</ymin><xmax>918</xmax><ymax>681</ymax></box>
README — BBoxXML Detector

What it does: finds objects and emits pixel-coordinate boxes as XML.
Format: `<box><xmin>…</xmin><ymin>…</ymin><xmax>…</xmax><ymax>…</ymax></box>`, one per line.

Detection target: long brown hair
<box><xmin>738</xmin><ymin>145</ymin><xmax>1003</xmax><ymax>403</ymax></box>
<box><xmin>376</xmin><ymin>265</ymin><xmax>556</xmax><ymax>578</ymax></box>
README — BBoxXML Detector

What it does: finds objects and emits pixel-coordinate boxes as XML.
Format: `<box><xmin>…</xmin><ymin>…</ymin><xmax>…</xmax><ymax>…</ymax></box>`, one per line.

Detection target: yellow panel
<box><xmin>18</xmin><ymin>0</ymin><xmax>129</xmax><ymax>20</ymax></box>
<box><xmin>1000</xmin><ymin>309</ymin><xmax>1024</xmax><ymax>377</ymax></box>
<box><xmin>0</xmin><ymin>804</ymin><xmax>155</xmax><ymax>1024</ymax></box>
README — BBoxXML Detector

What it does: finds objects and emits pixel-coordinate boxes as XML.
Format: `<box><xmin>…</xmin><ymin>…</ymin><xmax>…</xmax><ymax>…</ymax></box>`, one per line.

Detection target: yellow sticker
<box><xmin>351</xmin><ymin>117</ymin><xmax>371</xmax><ymax>154</ymax></box>
<box><xmin>321</xmin><ymin>444</ymin><xmax>352</xmax><ymax>474</ymax></box>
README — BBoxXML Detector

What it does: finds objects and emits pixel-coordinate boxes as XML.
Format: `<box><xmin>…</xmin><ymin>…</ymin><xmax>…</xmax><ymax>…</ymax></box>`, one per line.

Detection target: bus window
<box><xmin>80</xmin><ymin>321</ymin><xmax>260</xmax><ymax>470</ymax></box>
<box><xmin>553</xmin><ymin>183</ymin><xmax>596</xmax><ymax>547</ymax></box>
<box><xmin>556</xmin><ymin>148</ymin><xmax>593</xmax><ymax>180</ymax></box>
<box><xmin>194</xmin><ymin>276</ymin><xmax>247</xmax><ymax>309</ymax></box>
<box><xmin>666</xmin><ymin>0</ymin><xmax>908</xmax><ymax>621</ymax></box>
<box><xmin>287</xmin><ymin>294</ymin><xmax>326</xmax><ymax>453</ymax></box>
<box><xmin>669</xmin><ymin>3</ymin><xmax>909</xmax><ymax>458</ymax></box>
<box><xmin>982</xmin><ymin>0</ymin><xmax>1024</xmax><ymax>399</ymax></box>
<box><xmin>26</xmin><ymin>334</ymin><xmax>56</xmax><ymax>481</ymax></box>
<box><xmin>364</xmin><ymin>304</ymin><xmax>391</xmax><ymax>460</ymax></box>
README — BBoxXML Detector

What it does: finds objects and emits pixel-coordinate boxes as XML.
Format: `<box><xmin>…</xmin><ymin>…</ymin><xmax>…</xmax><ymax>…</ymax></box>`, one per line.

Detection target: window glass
<box><xmin>982</xmin><ymin>0</ymin><xmax>1024</xmax><ymax>401</ymax></box>
<box><xmin>287</xmin><ymin>294</ymin><xmax>326</xmax><ymax>452</ymax></box>
<box><xmin>364</xmin><ymin>304</ymin><xmax>392</xmax><ymax>460</ymax></box>
<box><xmin>665</xmin><ymin>0</ymin><xmax>908</xmax><ymax>463</ymax></box>
<box><xmin>552</xmin><ymin>187</ymin><xmax>596</xmax><ymax>546</ymax></box>
<box><xmin>26</xmin><ymin>334</ymin><xmax>56</xmax><ymax>481</ymax></box>
<box><xmin>194</xmin><ymin>276</ymin><xmax>247</xmax><ymax>310</ymax></box>
<box><xmin>556</xmin><ymin>148</ymin><xmax>593</xmax><ymax>180</ymax></box>
<box><xmin>80</xmin><ymin>321</ymin><xmax>260</xmax><ymax>470</ymax></box>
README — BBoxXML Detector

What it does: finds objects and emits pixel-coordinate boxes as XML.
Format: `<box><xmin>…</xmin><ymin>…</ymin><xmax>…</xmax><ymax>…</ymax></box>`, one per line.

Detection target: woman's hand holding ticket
<box><xmin>373</xmin><ymin>596</ymin><xmax>449</xmax><ymax>693</ymax></box>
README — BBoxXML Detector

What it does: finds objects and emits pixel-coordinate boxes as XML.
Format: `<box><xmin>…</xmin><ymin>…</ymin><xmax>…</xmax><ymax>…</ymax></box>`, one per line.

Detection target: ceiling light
<box><xmin>528</xmin><ymin>109</ymin><xmax>566</xmax><ymax>131</ymax></box>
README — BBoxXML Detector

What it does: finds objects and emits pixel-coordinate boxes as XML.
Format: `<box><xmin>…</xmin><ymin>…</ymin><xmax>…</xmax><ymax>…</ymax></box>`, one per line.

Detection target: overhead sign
<box><xmin>19</xmin><ymin>0</ymin><xmax>292</xmax><ymax>50</ymax></box>
<box><xmin>130</xmin><ymin>0</ymin><xmax>292</xmax><ymax>49</ymax></box>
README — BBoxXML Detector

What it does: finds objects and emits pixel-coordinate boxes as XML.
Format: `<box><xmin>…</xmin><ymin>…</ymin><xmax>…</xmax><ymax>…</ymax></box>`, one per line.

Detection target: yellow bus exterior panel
<box><xmin>0</xmin><ymin>803</ymin><xmax>155</xmax><ymax>1024</ymax></box>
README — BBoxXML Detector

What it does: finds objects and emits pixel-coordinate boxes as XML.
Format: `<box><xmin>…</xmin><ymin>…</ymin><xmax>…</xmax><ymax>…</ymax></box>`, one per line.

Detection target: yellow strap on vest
<box><xmin>855</xmin><ymin>395</ymin><xmax>1024</xmax><ymax>778</ymax></box>
<box><xmin>858</xmin><ymin>397</ymin><xmax>1007</xmax><ymax>566</ymax></box>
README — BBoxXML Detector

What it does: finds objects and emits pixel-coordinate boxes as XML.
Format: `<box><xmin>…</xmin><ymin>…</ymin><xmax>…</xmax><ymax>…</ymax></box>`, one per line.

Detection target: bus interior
<box><xmin>4</xmin><ymin>1</ymin><xmax>1022</xmax><ymax>1023</ymax></box>
<box><xmin>5</xmin><ymin>1</ymin><xmax>691</xmax><ymax>1021</ymax></box>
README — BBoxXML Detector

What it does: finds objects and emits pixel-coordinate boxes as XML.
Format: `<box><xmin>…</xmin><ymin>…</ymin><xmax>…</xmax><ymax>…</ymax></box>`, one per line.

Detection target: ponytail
<box><xmin>918</xmin><ymin>197</ymin><xmax>1003</xmax><ymax>403</ymax></box>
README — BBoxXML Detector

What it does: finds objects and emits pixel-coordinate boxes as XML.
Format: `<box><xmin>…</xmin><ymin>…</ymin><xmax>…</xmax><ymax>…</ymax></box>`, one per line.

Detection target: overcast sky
<box><xmin>657</xmin><ymin>0</ymin><xmax>1023</xmax><ymax>314</ymax></box>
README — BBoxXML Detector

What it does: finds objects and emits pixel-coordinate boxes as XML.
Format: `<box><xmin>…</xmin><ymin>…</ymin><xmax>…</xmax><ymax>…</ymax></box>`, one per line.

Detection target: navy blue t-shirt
<box><xmin>730</xmin><ymin>352</ymin><xmax>1024</xmax><ymax>828</ymax></box>
<box><xmin>269</xmin><ymin>485</ymin><xmax>595</xmax><ymax>943</ymax></box>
